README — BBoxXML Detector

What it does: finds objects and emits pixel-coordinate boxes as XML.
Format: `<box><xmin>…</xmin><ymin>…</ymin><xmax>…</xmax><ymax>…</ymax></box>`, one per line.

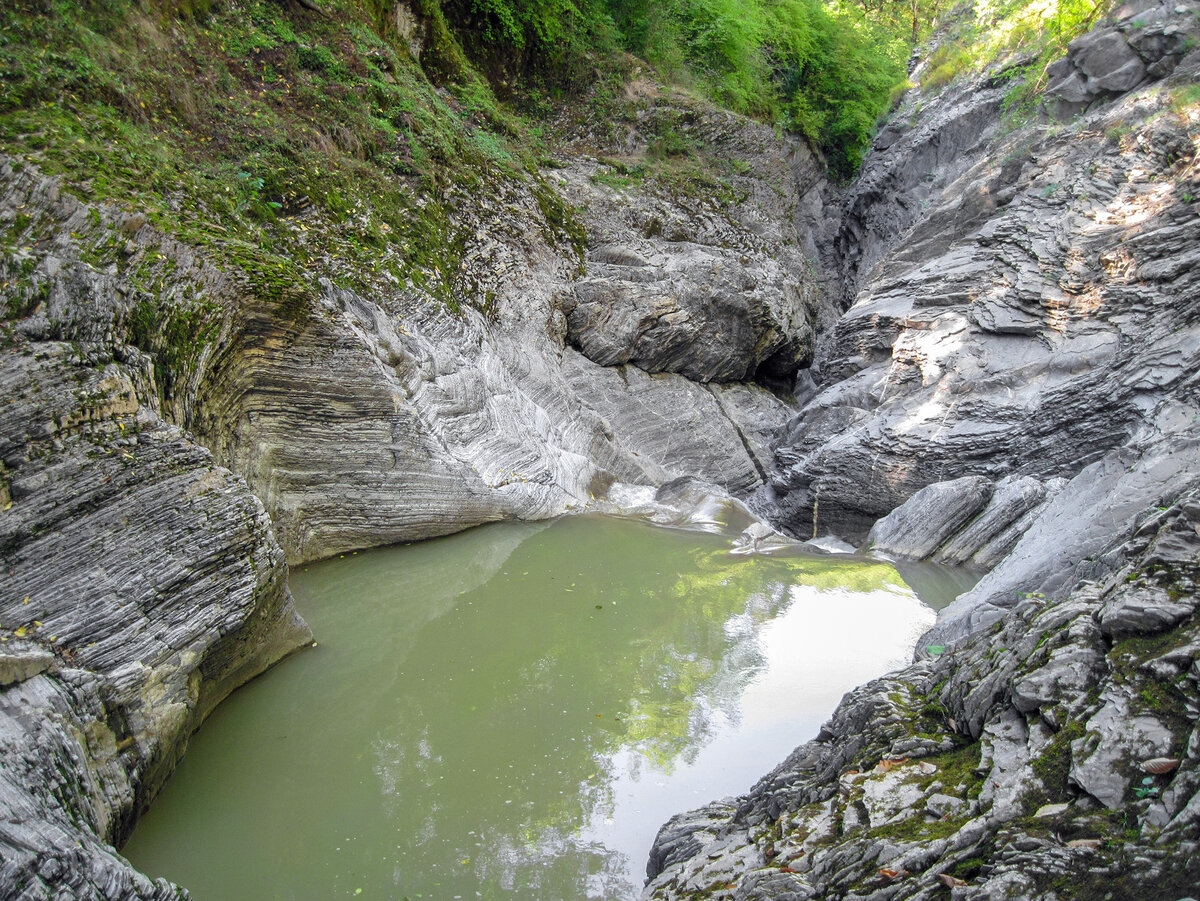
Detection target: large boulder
<box><xmin>553</xmin><ymin>93</ymin><xmax>821</xmax><ymax>384</ymax></box>
<box><xmin>867</xmin><ymin>476</ymin><xmax>993</xmax><ymax>560</ymax></box>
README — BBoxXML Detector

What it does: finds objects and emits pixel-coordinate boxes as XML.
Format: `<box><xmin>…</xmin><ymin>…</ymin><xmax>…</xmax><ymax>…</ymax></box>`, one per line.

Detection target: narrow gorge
<box><xmin>0</xmin><ymin>0</ymin><xmax>1198</xmax><ymax>898</ymax></box>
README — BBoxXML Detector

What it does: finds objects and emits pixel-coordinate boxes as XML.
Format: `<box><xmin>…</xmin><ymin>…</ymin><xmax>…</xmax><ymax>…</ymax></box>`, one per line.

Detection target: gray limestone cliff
<box><xmin>759</xmin><ymin>0</ymin><xmax>1200</xmax><ymax>640</ymax></box>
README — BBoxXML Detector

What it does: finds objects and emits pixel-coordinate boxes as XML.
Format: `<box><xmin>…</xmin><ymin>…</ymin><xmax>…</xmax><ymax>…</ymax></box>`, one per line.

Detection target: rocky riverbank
<box><xmin>646</xmin><ymin>486</ymin><xmax>1200</xmax><ymax>900</ymax></box>
<box><xmin>645</xmin><ymin>0</ymin><xmax>1200</xmax><ymax>896</ymax></box>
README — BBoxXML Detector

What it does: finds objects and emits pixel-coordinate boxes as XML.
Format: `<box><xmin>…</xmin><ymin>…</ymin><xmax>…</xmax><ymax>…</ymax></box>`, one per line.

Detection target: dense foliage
<box><xmin>448</xmin><ymin>0</ymin><xmax>908</xmax><ymax>174</ymax></box>
<box><xmin>917</xmin><ymin>0</ymin><xmax>1115</xmax><ymax>120</ymax></box>
<box><xmin>0</xmin><ymin>0</ymin><xmax>553</xmax><ymax>319</ymax></box>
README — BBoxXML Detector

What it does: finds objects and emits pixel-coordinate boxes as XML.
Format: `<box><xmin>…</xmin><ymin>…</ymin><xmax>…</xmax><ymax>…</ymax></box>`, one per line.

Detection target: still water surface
<box><xmin>125</xmin><ymin>515</ymin><xmax>967</xmax><ymax>900</ymax></box>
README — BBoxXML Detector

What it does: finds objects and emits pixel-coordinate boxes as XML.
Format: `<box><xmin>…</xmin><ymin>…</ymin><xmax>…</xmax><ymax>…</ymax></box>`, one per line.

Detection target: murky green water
<box><xmin>124</xmin><ymin>515</ymin><xmax>965</xmax><ymax>901</ymax></box>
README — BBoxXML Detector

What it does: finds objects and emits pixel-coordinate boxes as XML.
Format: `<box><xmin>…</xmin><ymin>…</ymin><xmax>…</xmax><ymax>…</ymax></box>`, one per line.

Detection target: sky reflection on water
<box><xmin>124</xmin><ymin>515</ymin><xmax>958</xmax><ymax>901</ymax></box>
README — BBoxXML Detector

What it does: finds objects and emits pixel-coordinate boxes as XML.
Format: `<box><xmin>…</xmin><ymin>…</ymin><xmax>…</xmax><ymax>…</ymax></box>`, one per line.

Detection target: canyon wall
<box><xmin>646</xmin><ymin>0</ymin><xmax>1200</xmax><ymax>896</ymax></box>
<box><xmin>2</xmin><ymin>0</ymin><xmax>1199</xmax><ymax>896</ymax></box>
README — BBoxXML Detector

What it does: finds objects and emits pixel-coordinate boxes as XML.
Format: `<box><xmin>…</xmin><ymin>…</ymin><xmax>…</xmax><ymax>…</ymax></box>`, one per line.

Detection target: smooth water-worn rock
<box><xmin>185</xmin><ymin>91</ymin><xmax>816</xmax><ymax>564</ymax></box>
<box><xmin>933</xmin><ymin>475</ymin><xmax>1050</xmax><ymax>566</ymax></box>
<box><xmin>0</xmin><ymin>341</ymin><xmax>311</xmax><ymax>899</ymax></box>
<box><xmin>562</xmin><ymin>350</ymin><xmax>792</xmax><ymax>496</ymax></box>
<box><xmin>866</xmin><ymin>476</ymin><xmax>993</xmax><ymax>560</ymax></box>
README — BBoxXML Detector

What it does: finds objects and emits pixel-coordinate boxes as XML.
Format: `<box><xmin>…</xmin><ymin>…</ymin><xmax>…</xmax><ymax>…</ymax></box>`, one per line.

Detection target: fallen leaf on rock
<box><xmin>1139</xmin><ymin>757</ymin><xmax>1180</xmax><ymax>774</ymax></box>
<box><xmin>938</xmin><ymin>873</ymin><xmax>967</xmax><ymax>887</ymax></box>
<box><xmin>879</xmin><ymin>868</ymin><xmax>909</xmax><ymax>880</ymax></box>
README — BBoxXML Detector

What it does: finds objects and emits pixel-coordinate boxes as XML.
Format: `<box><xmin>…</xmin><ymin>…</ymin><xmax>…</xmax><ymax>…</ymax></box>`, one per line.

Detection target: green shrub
<box><xmin>602</xmin><ymin>0</ymin><xmax>905</xmax><ymax>175</ymax></box>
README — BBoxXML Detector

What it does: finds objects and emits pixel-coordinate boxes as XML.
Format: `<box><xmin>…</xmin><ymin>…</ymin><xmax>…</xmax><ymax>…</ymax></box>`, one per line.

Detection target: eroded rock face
<box><xmin>645</xmin><ymin>485</ymin><xmax>1200</xmax><ymax>900</ymax></box>
<box><xmin>553</xmin><ymin>94</ymin><xmax>823</xmax><ymax>384</ymax></box>
<box><xmin>1045</xmin><ymin>0</ymin><xmax>1200</xmax><ymax>117</ymax></box>
<box><xmin>0</xmin><ymin>342</ymin><xmax>311</xmax><ymax>898</ymax></box>
<box><xmin>646</xmin><ymin>5</ymin><xmax>1200</xmax><ymax>897</ymax></box>
<box><xmin>183</xmin><ymin>93</ymin><xmax>812</xmax><ymax>564</ymax></box>
<box><xmin>762</xmin><ymin>1</ymin><xmax>1200</xmax><ymax>639</ymax></box>
<box><xmin>866</xmin><ymin>476</ymin><xmax>993</xmax><ymax>560</ymax></box>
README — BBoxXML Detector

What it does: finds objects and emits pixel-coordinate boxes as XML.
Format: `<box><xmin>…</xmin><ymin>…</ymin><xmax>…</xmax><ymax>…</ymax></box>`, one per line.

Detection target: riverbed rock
<box><xmin>0</xmin><ymin>340</ymin><xmax>311</xmax><ymax>898</ymax></box>
<box><xmin>646</xmin><ymin>2</ymin><xmax>1200</xmax><ymax>895</ymax></box>
<box><xmin>866</xmin><ymin>476</ymin><xmax>993</xmax><ymax>560</ymax></box>
<box><xmin>933</xmin><ymin>475</ymin><xmax>1049</xmax><ymax>565</ymax></box>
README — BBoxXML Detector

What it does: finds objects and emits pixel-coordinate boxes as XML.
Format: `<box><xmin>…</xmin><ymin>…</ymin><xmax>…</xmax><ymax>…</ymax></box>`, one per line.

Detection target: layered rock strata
<box><xmin>0</xmin><ymin>344</ymin><xmax>311</xmax><ymax>897</ymax></box>
<box><xmin>551</xmin><ymin>96</ymin><xmax>820</xmax><ymax>383</ymax></box>
<box><xmin>647</xmin><ymin>1</ymin><xmax>1200</xmax><ymax>897</ymax></box>
<box><xmin>189</xmin><ymin>92</ymin><xmax>816</xmax><ymax>563</ymax></box>
<box><xmin>762</xmin><ymin>0</ymin><xmax>1200</xmax><ymax>639</ymax></box>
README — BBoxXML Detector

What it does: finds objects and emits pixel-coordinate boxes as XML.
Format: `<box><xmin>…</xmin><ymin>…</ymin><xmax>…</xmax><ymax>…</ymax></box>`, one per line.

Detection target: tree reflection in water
<box><xmin>124</xmin><ymin>515</ymin><xmax>958</xmax><ymax>901</ymax></box>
